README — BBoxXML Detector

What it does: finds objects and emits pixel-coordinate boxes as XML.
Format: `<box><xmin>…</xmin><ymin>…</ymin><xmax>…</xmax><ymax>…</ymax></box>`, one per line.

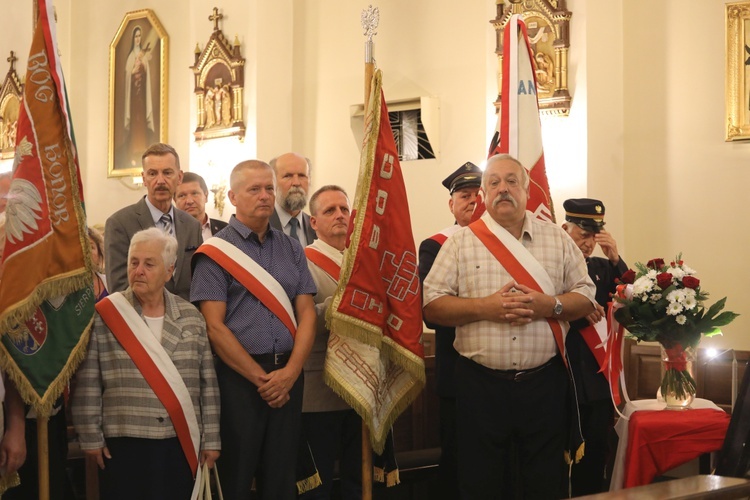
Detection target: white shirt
<box><xmin>423</xmin><ymin>211</ymin><xmax>595</xmax><ymax>370</ymax></box>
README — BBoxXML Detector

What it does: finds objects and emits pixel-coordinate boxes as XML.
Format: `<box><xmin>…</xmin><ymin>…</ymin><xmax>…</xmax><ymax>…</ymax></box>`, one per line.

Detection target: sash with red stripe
<box><xmin>304</xmin><ymin>247</ymin><xmax>341</xmax><ymax>281</ymax></box>
<box><xmin>468</xmin><ymin>219</ymin><xmax>568</xmax><ymax>367</ymax></box>
<box><xmin>95</xmin><ymin>295</ymin><xmax>199</xmax><ymax>477</ymax></box>
<box><xmin>195</xmin><ymin>238</ymin><xmax>297</xmax><ymax>338</ymax></box>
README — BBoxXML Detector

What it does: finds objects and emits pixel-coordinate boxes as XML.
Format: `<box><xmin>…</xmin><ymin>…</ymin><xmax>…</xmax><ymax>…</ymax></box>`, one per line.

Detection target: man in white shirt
<box><xmin>423</xmin><ymin>154</ymin><xmax>596</xmax><ymax>499</ymax></box>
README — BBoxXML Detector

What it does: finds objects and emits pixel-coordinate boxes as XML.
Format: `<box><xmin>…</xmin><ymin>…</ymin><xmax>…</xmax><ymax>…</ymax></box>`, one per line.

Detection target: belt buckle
<box><xmin>274</xmin><ymin>352</ymin><xmax>283</xmax><ymax>365</ymax></box>
<box><xmin>513</xmin><ymin>371</ymin><xmax>524</xmax><ymax>382</ymax></box>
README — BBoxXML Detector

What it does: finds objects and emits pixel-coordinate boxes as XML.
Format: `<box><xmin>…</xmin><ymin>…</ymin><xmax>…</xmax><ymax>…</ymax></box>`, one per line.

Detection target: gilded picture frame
<box><xmin>491</xmin><ymin>0</ymin><xmax>572</xmax><ymax>116</ymax></box>
<box><xmin>0</xmin><ymin>52</ymin><xmax>23</xmax><ymax>160</ymax></box>
<box><xmin>726</xmin><ymin>2</ymin><xmax>750</xmax><ymax>141</ymax></box>
<box><xmin>108</xmin><ymin>9</ymin><xmax>169</xmax><ymax>177</ymax></box>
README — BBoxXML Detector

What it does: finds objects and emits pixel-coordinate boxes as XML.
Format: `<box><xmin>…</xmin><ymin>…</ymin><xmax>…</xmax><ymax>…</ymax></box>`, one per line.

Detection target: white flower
<box><xmin>633</xmin><ymin>276</ymin><xmax>655</xmax><ymax>297</ymax></box>
<box><xmin>646</xmin><ymin>269</ymin><xmax>657</xmax><ymax>279</ymax></box>
<box><xmin>668</xmin><ymin>267</ymin><xmax>685</xmax><ymax>280</ymax></box>
<box><xmin>683</xmin><ymin>295</ymin><xmax>697</xmax><ymax>310</ymax></box>
<box><xmin>682</xmin><ymin>264</ymin><xmax>696</xmax><ymax>275</ymax></box>
<box><xmin>649</xmin><ymin>293</ymin><xmax>662</xmax><ymax>303</ymax></box>
<box><xmin>675</xmin><ymin>315</ymin><xmax>687</xmax><ymax>325</ymax></box>
<box><xmin>667</xmin><ymin>301</ymin><xmax>684</xmax><ymax>315</ymax></box>
<box><xmin>667</xmin><ymin>289</ymin><xmax>687</xmax><ymax>304</ymax></box>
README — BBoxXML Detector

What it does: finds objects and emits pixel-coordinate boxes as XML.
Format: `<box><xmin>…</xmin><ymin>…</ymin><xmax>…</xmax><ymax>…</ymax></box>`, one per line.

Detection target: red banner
<box><xmin>483</xmin><ymin>14</ymin><xmax>555</xmax><ymax>223</ymax></box>
<box><xmin>0</xmin><ymin>0</ymin><xmax>93</xmax><ymax>416</ymax></box>
<box><xmin>326</xmin><ymin>69</ymin><xmax>425</xmax><ymax>453</ymax></box>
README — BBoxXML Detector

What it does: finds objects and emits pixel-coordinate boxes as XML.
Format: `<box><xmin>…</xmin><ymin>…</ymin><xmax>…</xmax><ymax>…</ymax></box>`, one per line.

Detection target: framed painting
<box><xmin>726</xmin><ymin>2</ymin><xmax>750</xmax><ymax>141</ymax></box>
<box><xmin>108</xmin><ymin>9</ymin><xmax>168</xmax><ymax>177</ymax></box>
<box><xmin>0</xmin><ymin>51</ymin><xmax>23</xmax><ymax>160</ymax></box>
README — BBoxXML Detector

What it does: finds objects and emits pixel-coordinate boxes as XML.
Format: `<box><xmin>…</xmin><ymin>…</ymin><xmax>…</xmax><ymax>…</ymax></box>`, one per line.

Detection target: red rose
<box><xmin>656</xmin><ymin>272</ymin><xmax>673</xmax><ymax>290</ymax></box>
<box><xmin>647</xmin><ymin>258</ymin><xmax>665</xmax><ymax>270</ymax></box>
<box><xmin>682</xmin><ymin>276</ymin><xmax>700</xmax><ymax>289</ymax></box>
<box><xmin>620</xmin><ymin>269</ymin><xmax>636</xmax><ymax>284</ymax></box>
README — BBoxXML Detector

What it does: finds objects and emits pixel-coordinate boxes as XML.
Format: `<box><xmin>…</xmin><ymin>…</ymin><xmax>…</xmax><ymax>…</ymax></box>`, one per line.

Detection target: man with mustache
<box><xmin>417</xmin><ymin>161</ymin><xmax>481</xmax><ymax>500</ymax></box>
<box><xmin>561</xmin><ymin>198</ymin><xmax>627</xmax><ymax>495</ymax></box>
<box><xmin>423</xmin><ymin>154</ymin><xmax>596</xmax><ymax>499</ymax></box>
<box><xmin>269</xmin><ymin>153</ymin><xmax>317</xmax><ymax>245</ymax></box>
<box><xmin>105</xmin><ymin>143</ymin><xmax>202</xmax><ymax>300</ymax></box>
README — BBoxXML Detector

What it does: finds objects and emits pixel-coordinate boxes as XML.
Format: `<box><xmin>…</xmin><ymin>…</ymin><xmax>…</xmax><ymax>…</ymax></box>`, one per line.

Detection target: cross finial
<box><xmin>209</xmin><ymin>7</ymin><xmax>223</xmax><ymax>31</ymax></box>
<box><xmin>7</xmin><ymin>51</ymin><xmax>17</xmax><ymax>70</ymax></box>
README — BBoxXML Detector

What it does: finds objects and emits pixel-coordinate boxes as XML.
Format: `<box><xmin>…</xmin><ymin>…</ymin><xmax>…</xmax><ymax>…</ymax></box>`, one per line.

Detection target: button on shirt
<box><xmin>190</xmin><ymin>216</ymin><xmax>317</xmax><ymax>355</ymax></box>
<box><xmin>422</xmin><ymin>211</ymin><xmax>595</xmax><ymax>371</ymax></box>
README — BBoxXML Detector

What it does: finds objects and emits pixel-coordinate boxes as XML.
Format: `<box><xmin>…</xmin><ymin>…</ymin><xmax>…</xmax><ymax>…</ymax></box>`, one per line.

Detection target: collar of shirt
<box><xmin>481</xmin><ymin>209</ymin><xmax>535</xmax><ymax>242</ymax></box>
<box><xmin>274</xmin><ymin>202</ymin><xmax>303</xmax><ymax>233</ymax></box>
<box><xmin>228</xmin><ymin>214</ymin><xmax>274</xmax><ymax>243</ymax></box>
<box><xmin>308</xmin><ymin>238</ymin><xmax>344</xmax><ymax>265</ymax></box>
<box><xmin>144</xmin><ymin>196</ymin><xmax>175</xmax><ymax>225</ymax></box>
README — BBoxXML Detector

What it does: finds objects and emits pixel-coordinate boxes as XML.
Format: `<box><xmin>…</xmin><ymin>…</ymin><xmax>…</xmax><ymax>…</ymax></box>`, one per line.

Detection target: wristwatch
<box><xmin>552</xmin><ymin>297</ymin><xmax>563</xmax><ymax>317</ymax></box>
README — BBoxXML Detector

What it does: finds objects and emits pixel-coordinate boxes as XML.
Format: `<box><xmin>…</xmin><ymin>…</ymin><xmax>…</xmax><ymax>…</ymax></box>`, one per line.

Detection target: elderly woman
<box><xmin>72</xmin><ymin>227</ymin><xmax>220</xmax><ymax>500</ymax></box>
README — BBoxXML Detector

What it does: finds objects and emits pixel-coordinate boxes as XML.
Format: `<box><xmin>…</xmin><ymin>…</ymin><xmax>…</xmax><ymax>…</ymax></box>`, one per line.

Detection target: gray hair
<box><xmin>230</xmin><ymin>160</ymin><xmax>275</xmax><ymax>191</ymax></box>
<box><xmin>309</xmin><ymin>185</ymin><xmax>349</xmax><ymax>216</ymax></box>
<box><xmin>482</xmin><ymin>154</ymin><xmax>530</xmax><ymax>191</ymax></box>
<box><xmin>269</xmin><ymin>153</ymin><xmax>312</xmax><ymax>177</ymax></box>
<box><xmin>128</xmin><ymin>227</ymin><xmax>178</xmax><ymax>268</ymax></box>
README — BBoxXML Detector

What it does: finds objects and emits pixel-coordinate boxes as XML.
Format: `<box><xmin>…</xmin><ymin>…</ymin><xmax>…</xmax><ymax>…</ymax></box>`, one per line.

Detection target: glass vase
<box><xmin>659</xmin><ymin>344</ymin><xmax>697</xmax><ymax>410</ymax></box>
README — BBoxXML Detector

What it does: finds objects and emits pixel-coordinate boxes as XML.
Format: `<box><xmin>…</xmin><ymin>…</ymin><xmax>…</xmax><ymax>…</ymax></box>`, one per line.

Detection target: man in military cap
<box><xmin>562</xmin><ymin>197</ymin><xmax>627</xmax><ymax>495</ymax></box>
<box><xmin>417</xmin><ymin>161</ymin><xmax>482</xmax><ymax>500</ymax></box>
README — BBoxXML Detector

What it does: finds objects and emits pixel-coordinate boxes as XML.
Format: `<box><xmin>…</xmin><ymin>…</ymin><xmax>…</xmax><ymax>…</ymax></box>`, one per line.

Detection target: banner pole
<box><xmin>360</xmin><ymin>6</ymin><xmax>379</xmax><ymax>500</ymax></box>
<box><xmin>37</xmin><ymin>416</ymin><xmax>49</xmax><ymax>500</ymax></box>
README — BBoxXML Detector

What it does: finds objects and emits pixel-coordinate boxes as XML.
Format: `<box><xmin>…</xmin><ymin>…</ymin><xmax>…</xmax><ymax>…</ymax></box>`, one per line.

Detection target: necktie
<box><xmin>289</xmin><ymin>217</ymin><xmax>300</xmax><ymax>242</ymax></box>
<box><xmin>160</xmin><ymin>213</ymin><xmax>173</xmax><ymax>236</ymax></box>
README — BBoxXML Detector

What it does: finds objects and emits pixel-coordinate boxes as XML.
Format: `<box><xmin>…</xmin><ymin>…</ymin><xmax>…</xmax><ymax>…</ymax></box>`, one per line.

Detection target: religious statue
<box><xmin>221</xmin><ymin>85</ymin><xmax>232</xmax><ymax>126</ymax></box>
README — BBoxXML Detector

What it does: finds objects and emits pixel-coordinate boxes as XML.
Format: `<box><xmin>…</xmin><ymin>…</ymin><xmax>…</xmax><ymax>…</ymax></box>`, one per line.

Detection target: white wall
<box><xmin>3</xmin><ymin>0</ymin><xmax>748</xmax><ymax>349</ymax></box>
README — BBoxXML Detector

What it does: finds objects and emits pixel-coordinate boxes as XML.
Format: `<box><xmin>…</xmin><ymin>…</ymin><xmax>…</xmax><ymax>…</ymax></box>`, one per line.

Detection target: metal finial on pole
<box><xmin>362</xmin><ymin>5</ymin><xmax>379</xmax><ymax>110</ymax></box>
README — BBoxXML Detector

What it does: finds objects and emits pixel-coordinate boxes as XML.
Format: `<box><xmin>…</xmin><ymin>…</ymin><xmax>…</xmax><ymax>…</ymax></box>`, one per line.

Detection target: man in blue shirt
<box><xmin>191</xmin><ymin>159</ymin><xmax>317</xmax><ymax>500</ymax></box>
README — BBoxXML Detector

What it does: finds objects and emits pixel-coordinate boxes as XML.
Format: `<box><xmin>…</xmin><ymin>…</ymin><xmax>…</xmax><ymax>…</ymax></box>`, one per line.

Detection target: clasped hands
<box><xmin>487</xmin><ymin>281</ymin><xmax>554</xmax><ymax>326</ymax></box>
<box><xmin>257</xmin><ymin>366</ymin><xmax>297</xmax><ymax>409</ymax></box>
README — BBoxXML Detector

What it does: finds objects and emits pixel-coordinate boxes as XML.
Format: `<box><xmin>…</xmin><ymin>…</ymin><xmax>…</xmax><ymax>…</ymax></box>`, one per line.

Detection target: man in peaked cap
<box><xmin>418</xmin><ymin>161</ymin><xmax>482</xmax><ymax>500</ymax></box>
<box><xmin>562</xmin><ymin>197</ymin><xmax>628</xmax><ymax>495</ymax></box>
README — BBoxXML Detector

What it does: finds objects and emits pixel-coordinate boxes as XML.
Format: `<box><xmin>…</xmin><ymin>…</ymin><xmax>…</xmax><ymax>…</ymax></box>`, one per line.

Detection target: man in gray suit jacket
<box><xmin>105</xmin><ymin>143</ymin><xmax>202</xmax><ymax>300</ymax></box>
<box><xmin>269</xmin><ymin>153</ymin><xmax>316</xmax><ymax>245</ymax></box>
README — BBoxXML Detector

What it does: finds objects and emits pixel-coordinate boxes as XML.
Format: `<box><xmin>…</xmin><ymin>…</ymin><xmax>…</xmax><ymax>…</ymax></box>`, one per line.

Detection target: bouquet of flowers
<box><xmin>613</xmin><ymin>255</ymin><xmax>738</xmax><ymax>405</ymax></box>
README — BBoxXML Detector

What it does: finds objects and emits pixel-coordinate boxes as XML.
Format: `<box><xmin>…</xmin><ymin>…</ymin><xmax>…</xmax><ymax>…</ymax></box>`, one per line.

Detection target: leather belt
<box><xmin>252</xmin><ymin>351</ymin><xmax>291</xmax><ymax>366</ymax></box>
<box><xmin>485</xmin><ymin>355</ymin><xmax>560</xmax><ymax>382</ymax></box>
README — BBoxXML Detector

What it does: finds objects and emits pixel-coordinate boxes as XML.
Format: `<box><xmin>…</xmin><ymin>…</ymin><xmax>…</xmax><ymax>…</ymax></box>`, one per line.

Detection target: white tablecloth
<box><xmin>609</xmin><ymin>398</ymin><xmax>722</xmax><ymax>491</ymax></box>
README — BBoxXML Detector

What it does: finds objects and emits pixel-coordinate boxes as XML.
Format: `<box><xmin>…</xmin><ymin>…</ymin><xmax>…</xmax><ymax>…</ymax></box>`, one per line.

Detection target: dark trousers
<box><xmin>217</xmin><ymin>360</ymin><xmax>303</xmax><ymax>500</ymax></box>
<box><xmin>437</xmin><ymin>396</ymin><xmax>460</xmax><ymax>500</ymax></box>
<box><xmin>455</xmin><ymin>356</ymin><xmax>567</xmax><ymax>500</ymax></box>
<box><xmin>300</xmin><ymin>409</ymin><xmax>362</xmax><ymax>500</ymax></box>
<box><xmin>100</xmin><ymin>437</ymin><xmax>193</xmax><ymax>500</ymax></box>
<box><xmin>3</xmin><ymin>410</ymin><xmax>74</xmax><ymax>500</ymax></box>
<box><xmin>568</xmin><ymin>399</ymin><xmax>615</xmax><ymax>496</ymax></box>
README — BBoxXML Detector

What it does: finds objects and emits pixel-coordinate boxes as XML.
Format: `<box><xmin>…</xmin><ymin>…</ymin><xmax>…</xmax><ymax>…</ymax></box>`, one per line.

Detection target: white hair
<box><xmin>128</xmin><ymin>227</ymin><xmax>177</xmax><ymax>268</ymax></box>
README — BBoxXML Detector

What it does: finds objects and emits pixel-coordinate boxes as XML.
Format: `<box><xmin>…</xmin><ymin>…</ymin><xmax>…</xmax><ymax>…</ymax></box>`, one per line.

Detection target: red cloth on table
<box><xmin>623</xmin><ymin>408</ymin><xmax>730</xmax><ymax>488</ymax></box>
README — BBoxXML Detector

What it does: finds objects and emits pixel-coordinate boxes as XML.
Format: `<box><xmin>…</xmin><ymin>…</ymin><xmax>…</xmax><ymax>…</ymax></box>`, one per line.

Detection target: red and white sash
<box><xmin>428</xmin><ymin>225</ymin><xmax>461</xmax><ymax>246</ymax></box>
<box><xmin>195</xmin><ymin>237</ymin><xmax>298</xmax><ymax>338</ymax></box>
<box><xmin>468</xmin><ymin>215</ymin><xmax>569</xmax><ymax>366</ymax></box>
<box><xmin>95</xmin><ymin>292</ymin><xmax>203</xmax><ymax>499</ymax></box>
<box><xmin>304</xmin><ymin>247</ymin><xmax>341</xmax><ymax>281</ymax></box>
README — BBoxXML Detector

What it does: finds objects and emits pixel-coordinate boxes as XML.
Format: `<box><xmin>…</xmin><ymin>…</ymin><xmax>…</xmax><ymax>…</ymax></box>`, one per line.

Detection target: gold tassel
<box><xmin>386</xmin><ymin>469</ymin><xmax>400</xmax><ymax>487</ymax></box>
<box><xmin>0</xmin><ymin>472</ymin><xmax>21</xmax><ymax>495</ymax></box>
<box><xmin>373</xmin><ymin>466</ymin><xmax>385</xmax><ymax>483</ymax></box>
<box><xmin>575</xmin><ymin>441</ymin><xmax>585</xmax><ymax>464</ymax></box>
<box><xmin>296</xmin><ymin>471</ymin><xmax>322</xmax><ymax>494</ymax></box>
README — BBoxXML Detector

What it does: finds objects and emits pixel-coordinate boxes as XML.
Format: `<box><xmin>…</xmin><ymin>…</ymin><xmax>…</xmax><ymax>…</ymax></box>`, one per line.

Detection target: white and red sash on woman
<box><xmin>468</xmin><ymin>215</ymin><xmax>568</xmax><ymax>366</ymax></box>
<box><xmin>95</xmin><ymin>292</ymin><xmax>203</xmax><ymax>499</ymax></box>
<box><xmin>304</xmin><ymin>247</ymin><xmax>341</xmax><ymax>281</ymax></box>
<box><xmin>428</xmin><ymin>225</ymin><xmax>461</xmax><ymax>246</ymax></box>
<box><xmin>195</xmin><ymin>237</ymin><xmax>298</xmax><ymax>338</ymax></box>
